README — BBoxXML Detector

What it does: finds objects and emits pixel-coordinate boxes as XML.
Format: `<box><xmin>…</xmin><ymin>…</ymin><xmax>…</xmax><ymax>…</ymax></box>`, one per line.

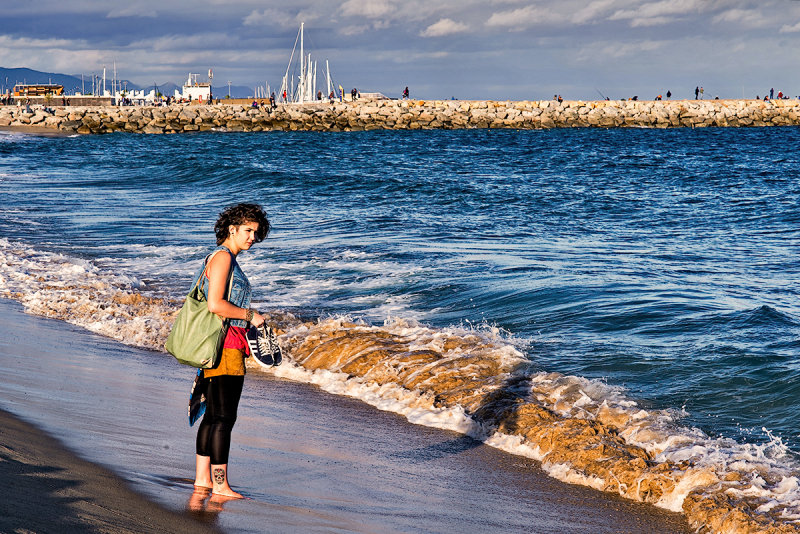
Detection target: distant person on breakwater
<box><xmin>189</xmin><ymin>203</ymin><xmax>271</xmax><ymax>500</ymax></box>
<box><xmin>700</xmin><ymin>87</ymin><xmax>704</xmax><ymax>99</ymax></box>
<box><xmin>269</xmin><ymin>93</ymin><xmax>275</xmax><ymax>108</ymax></box>
<box><xmin>402</xmin><ymin>86</ymin><xmax>409</xmax><ymax>99</ymax></box>
<box><xmin>770</xmin><ymin>88</ymin><xmax>774</xmax><ymax>99</ymax></box>
<box><xmin>695</xmin><ymin>86</ymin><xmax>699</xmax><ymax>99</ymax></box>
<box><xmin>666</xmin><ymin>90</ymin><xmax>671</xmax><ymax>99</ymax></box>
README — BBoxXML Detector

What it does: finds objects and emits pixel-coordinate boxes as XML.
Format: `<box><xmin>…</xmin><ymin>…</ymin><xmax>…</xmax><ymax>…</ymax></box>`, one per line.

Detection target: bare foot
<box><xmin>210</xmin><ymin>464</ymin><xmax>243</xmax><ymax>499</ymax></box>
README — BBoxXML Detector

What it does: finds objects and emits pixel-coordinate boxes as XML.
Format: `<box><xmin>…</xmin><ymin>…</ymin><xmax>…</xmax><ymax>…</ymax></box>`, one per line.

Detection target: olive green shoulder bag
<box><xmin>165</xmin><ymin>251</ymin><xmax>234</xmax><ymax>368</ymax></box>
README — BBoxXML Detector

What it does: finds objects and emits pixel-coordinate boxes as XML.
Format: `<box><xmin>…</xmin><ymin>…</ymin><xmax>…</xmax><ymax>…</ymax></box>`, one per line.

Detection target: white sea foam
<box><xmin>0</xmin><ymin>131</ymin><xmax>32</xmax><ymax>141</ymax></box>
<box><xmin>269</xmin><ymin>357</ymin><xmax>477</xmax><ymax>435</ymax></box>
<box><xmin>254</xmin><ymin>317</ymin><xmax>800</xmax><ymax>525</ymax></box>
<box><xmin>3</xmin><ymin>237</ymin><xmax>800</xmax><ymax>529</ymax></box>
<box><xmin>0</xmin><ymin>238</ymin><xmax>175</xmax><ymax>348</ymax></box>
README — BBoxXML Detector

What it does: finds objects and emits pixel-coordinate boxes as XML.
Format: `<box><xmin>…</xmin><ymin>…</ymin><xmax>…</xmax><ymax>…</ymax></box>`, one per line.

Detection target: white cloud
<box><xmin>243</xmin><ymin>7</ymin><xmax>320</xmax><ymax>27</ymax></box>
<box><xmin>131</xmin><ymin>32</ymin><xmax>236</xmax><ymax>52</ymax></box>
<box><xmin>340</xmin><ymin>24</ymin><xmax>370</xmax><ymax>35</ymax></box>
<box><xmin>0</xmin><ymin>35</ymin><xmax>78</xmax><ymax>50</ymax></box>
<box><xmin>340</xmin><ymin>0</ymin><xmax>395</xmax><ymax>19</ymax></box>
<box><xmin>609</xmin><ymin>0</ymin><xmax>714</xmax><ymax>27</ymax></box>
<box><xmin>371</xmin><ymin>49</ymin><xmax>449</xmax><ymax>64</ymax></box>
<box><xmin>486</xmin><ymin>6</ymin><xmax>567</xmax><ymax>29</ymax></box>
<box><xmin>243</xmin><ymin>9</ymin><xmax>295</xmax><ymax>27</ymax></box>
<box><xmin>420</xmin><ymin>18</ymin><xmax>468</xmax><ymax>37</ymax></box>
<box><xmin>712</xmin><ymin>8</ymin><xmax>773</xmax><ymax>28</ymax></box>
<box><xmin>571</xmin><ymin>0</ymin><xmax>625</xmax><ymax>24</ymax></box>
<box><xmin>107</xmin><ymin>5</ymin><xmax>158</xmax><ymax>18</ymax></box>
<box><xmin>575</xmin><ymin>39</ymin><xmax>663</xmax><ymax>61</ymax></box>
<box><xmin>779</xmin><ymin>20</ymin><xmax>800</xmax><ymax>33</ymax></box>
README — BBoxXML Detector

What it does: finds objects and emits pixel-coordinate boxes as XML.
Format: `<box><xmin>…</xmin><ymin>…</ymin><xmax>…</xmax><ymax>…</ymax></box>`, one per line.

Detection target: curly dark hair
<box><xmin>214</xmin><ymin>203</ymin><xmax>271</xmax><ymax>245</ymax></box>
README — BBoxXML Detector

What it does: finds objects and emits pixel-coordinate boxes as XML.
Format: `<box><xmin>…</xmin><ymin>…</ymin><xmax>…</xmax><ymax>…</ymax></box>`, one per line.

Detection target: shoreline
<box><xmin>0</xmin><ymin>297</ymin><xmax>691</xmax><ymax>533</ymax></box>
<box><xmin>0</xmin><ymin>123</ymin><xmax>74</xmax><ymax>136</ymax></box>
<box><xmin>1</xmin><ymin>98</ymin><xmax>799</xmax><ymax>134</ymax></box>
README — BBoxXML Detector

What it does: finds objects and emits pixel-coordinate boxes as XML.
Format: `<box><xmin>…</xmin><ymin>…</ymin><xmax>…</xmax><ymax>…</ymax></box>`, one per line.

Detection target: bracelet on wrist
<box><xmin>245</xmin><ymin>308</ymin><xmax>254</xmax><ymax>323</ymax></box>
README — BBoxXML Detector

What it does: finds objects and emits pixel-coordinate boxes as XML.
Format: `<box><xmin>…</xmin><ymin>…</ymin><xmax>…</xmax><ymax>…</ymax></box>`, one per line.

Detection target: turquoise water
<box><xmin>1</xmin><ymin>126</ymin><xmax>799</xmax><ymax>459</ymax></box>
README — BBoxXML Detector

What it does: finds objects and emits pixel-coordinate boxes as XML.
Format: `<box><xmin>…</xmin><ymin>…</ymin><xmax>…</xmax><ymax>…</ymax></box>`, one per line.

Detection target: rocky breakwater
<box><xmin>1</xmin><ymin>98</ymin><xmax>800</xmax><ymax>134</ymax></box>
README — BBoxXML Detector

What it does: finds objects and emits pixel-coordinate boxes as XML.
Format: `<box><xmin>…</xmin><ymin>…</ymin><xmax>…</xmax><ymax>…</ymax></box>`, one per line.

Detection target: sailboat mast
<box><xmin>282</xmin><ymin>25</ymin><xmax>301</xmax><ymax>103</ymax></box>
<box><xmin>326</xmin><ymin>60</ymin><xmax>331</xmax><ymax>98</ymax></box>
<box><xmin>312</xmin><ymin>58</ymin><xmax>317</xmax><ymax>99</ymax></box>
<box><xmin>299</xmin><ymin>22</ymin><xmax>305</xmax><ymax>103</ymax></box>
<box><xmin>306</xmin><ymin>54</ymin><xmax>312</xmax><ymax>100</ymax></box>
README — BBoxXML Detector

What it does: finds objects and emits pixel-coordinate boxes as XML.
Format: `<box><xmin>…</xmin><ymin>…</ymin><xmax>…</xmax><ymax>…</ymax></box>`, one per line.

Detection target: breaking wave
<box><xmin>1</xmin><ymin>238</ymin><xmax>798</xmax><ymax>533</ymax></box>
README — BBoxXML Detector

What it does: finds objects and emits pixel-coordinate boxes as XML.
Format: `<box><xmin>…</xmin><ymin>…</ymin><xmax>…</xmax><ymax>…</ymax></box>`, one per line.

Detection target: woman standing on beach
<box><xmin>192</xmin><ymin>203</ymin><xmax>269</xmax><ymax>498</ymax></box>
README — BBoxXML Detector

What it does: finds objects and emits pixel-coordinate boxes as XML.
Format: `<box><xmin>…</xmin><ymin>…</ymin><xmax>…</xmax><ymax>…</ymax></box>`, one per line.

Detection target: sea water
<box><xmin>1</xmin><ymin>126</ymin><xmax>799</xmax><ymax>526</ymax></box>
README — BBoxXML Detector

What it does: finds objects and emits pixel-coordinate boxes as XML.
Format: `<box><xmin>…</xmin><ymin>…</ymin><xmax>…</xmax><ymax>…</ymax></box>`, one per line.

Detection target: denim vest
<box><xmin>190</xmin><ymin>245</ymin><xmax>252</xmax><ymax>328</ymax></box>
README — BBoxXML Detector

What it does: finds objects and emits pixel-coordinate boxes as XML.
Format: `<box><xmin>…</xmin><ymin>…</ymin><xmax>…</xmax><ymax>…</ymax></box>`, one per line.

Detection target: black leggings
<box><xmin>196</xmin><ymin>375</ymin><xmax>244</xmax><ymax>464</ymax></box>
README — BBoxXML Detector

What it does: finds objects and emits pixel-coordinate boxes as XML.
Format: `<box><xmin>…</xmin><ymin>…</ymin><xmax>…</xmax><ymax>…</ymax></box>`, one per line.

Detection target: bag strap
<box><xmin>191</xmin><ymin>249</ymin><xmax>234</xmax><ymax>303</ymax></box>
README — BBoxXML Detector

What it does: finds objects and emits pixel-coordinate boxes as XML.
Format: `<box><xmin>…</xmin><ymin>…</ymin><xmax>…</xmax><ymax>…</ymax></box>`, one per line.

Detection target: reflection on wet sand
<box><xmin>187</xmin><ymin>487</ymin><xmax>243</xmax><ymax>523</ymax></box>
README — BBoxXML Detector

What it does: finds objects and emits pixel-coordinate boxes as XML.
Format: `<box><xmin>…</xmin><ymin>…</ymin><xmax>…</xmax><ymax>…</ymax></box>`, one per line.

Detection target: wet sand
<box><xmin>0</xmin><ymin>298</ymin><xmax>691</xmax><ymax>533</ymax></box>
<box><xmin>0</xmin><ymin>124</ymin><xmax>71</xmax><ymax>136</ymax></box>
<box><xmin>0</xmin><ymin>407</ymin><xmax>219</xmax><ymax>533</ymax></box>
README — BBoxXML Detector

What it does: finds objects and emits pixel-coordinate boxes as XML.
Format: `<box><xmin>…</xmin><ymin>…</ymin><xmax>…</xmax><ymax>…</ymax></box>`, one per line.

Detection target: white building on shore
<box><xmin>178</xmin><ymin>73</ymin><xmax>212</xmax><ymax>103</ymax></box>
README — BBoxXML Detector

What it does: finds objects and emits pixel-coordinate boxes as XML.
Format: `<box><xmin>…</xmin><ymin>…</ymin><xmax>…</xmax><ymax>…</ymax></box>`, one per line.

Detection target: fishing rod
<box><xmin>594</xmin><ymin>87</ymin><xmax>608</xmax><ymax>100</ymax></box>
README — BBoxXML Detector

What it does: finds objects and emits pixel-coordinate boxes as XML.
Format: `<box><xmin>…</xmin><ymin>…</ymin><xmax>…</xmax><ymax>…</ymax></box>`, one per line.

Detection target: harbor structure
<box><xmin>13</xmin><ymin>84</ymin><xmax>64</xmax><ymax>97</ymax></box>
<box><xmin>180</xmin><ymin>72</ymin><xmax>212</xmax><ymax>103</ymax></box>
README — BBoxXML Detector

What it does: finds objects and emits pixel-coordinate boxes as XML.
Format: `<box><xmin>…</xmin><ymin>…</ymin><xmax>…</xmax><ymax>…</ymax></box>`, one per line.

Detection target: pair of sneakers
<box><xmin>246</xmin><ymin>324</ymin><xmax>283</xmax><ymax>368</ymax></box>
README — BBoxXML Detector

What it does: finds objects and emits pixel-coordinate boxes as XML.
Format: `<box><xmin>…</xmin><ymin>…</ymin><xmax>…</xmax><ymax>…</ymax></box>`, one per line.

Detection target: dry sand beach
<box><xmin>0</xmin><ymin>298</ymin><xmax>691</xmax><ymax>533</ymax></box>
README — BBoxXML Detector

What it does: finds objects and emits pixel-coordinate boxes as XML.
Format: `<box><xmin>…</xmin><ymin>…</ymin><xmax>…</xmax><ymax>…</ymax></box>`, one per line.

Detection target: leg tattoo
<box><xmin>213</xmin><ymin>468</ymin><xmax>225</xmax><ymax>485</ymax></box>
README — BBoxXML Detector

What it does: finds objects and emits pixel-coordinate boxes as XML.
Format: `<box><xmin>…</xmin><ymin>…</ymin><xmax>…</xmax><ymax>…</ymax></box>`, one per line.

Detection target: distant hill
<box><xmin>0</xmin><ymin>67</ymin><xmax>255</xmax><ymax>98</ymax></box>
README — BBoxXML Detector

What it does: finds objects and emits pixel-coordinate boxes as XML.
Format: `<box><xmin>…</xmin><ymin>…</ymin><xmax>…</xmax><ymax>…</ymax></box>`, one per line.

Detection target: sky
<box><xmin>2</xmin><ymin>0</ymin><xmax>800</xmax><ymax>100</ymax></box>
